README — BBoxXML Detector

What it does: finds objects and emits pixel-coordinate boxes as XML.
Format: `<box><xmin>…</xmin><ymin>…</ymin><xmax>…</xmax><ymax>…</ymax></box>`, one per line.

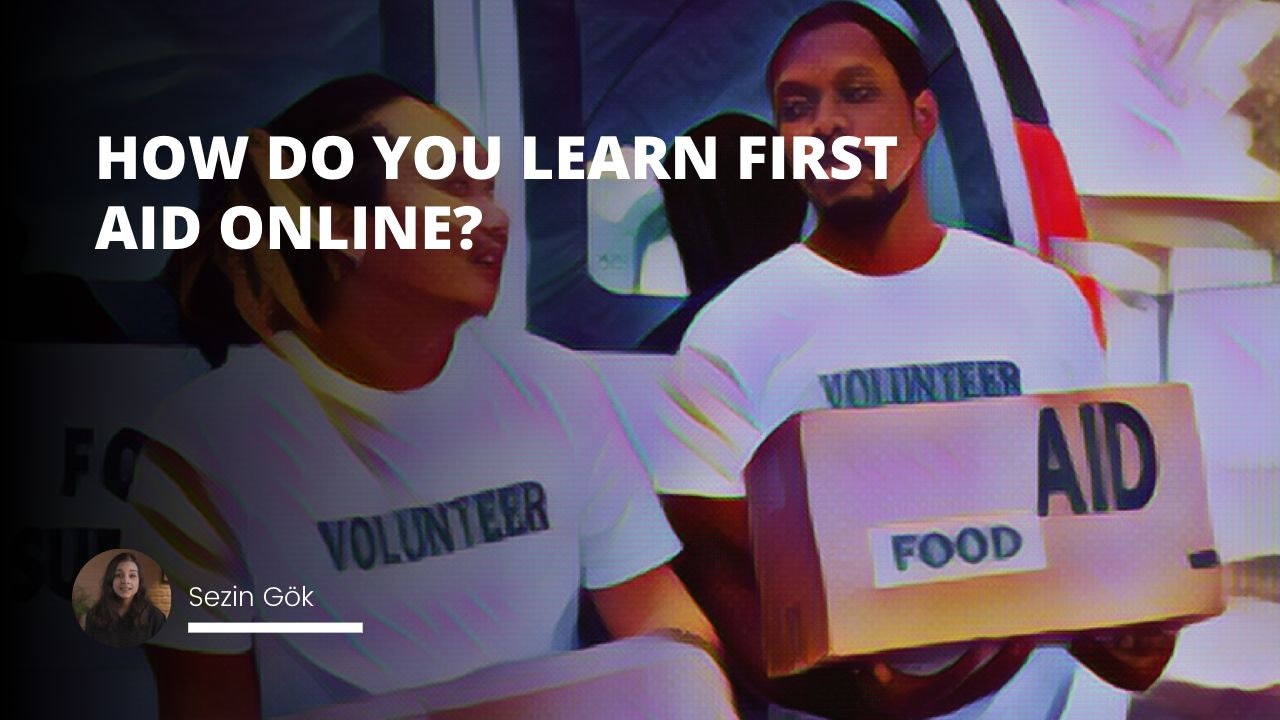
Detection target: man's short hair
<box><xmin>766</xmin><ymin>2</ymin><xmax>928</xmax><ymax>99</ymax></box>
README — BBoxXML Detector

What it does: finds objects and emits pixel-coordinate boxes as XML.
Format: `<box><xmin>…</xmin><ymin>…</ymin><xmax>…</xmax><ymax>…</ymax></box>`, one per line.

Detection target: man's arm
<box><xmin>662</xmin><ymin>495</ymin><xmax>1032</xmax><ymax>720</ymax></box>
<box><xmin>1069</xmin><ymin>625</ymin><xmax>1178</xmax><ymax>692</ymax></box>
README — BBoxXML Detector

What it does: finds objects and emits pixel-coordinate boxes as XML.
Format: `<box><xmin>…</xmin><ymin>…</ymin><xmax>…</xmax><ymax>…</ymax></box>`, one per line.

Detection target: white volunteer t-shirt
<box><xmin>126</xmin><ymin>320</ymin><xmax>681</xmax><ymax>717</ymax></box>
<box><xmin>655</xmin><ymin>228</ymin><xmax>1105</xmax><ymax>498</ymax></box>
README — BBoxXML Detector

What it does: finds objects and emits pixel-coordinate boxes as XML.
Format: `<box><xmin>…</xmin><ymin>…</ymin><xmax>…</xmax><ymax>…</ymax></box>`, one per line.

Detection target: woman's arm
<box><xmin>587</xmin><ymin>564</ymin><xmax>722</xmax><ymax>658</ymax></box>
<box><xmin>146</xmin><ymin>646</ymin><xmax>262</xmax><ymax>719</ymax></box>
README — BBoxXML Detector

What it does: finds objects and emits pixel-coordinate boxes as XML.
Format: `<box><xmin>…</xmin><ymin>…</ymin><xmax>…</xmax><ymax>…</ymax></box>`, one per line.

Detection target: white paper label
<box><xmin>869</xmin><ymin>513</ymin><xmax>1047</xmax><ymax>589</ymax></box>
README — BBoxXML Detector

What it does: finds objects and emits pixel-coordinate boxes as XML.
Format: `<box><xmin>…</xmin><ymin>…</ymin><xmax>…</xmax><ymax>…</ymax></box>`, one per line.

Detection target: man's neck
<box><xmin>301</xmin><ymin>279</ymin><xmax>473</xmax><ymax>392</ymax></box>
<box><xmin>806</xmin><ymin>181</ymin><xmax>945</xmax><ymax>276</ymax></box>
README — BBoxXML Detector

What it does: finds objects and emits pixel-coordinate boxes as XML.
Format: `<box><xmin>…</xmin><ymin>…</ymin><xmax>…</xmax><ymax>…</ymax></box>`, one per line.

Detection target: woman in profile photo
<box><xmin>81</xmin><ymin>551</ymin><xmax>167</xmax><ymax>648</ymax></box>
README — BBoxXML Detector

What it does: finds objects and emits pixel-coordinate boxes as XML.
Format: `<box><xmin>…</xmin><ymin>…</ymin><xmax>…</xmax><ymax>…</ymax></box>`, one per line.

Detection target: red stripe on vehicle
<box><xmin>1014</xmin><ymin>121</ymin><xmax>1088</xmax><ymax>257</ymax></box>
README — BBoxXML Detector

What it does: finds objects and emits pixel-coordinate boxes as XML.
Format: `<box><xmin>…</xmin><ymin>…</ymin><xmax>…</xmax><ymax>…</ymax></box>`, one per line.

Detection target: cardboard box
<box><xmin>745</xmin><ymin>384</ymin><xmax>1224</xmax><ymax>678</ymax></box>
<box><xmin>281</xmin><ymin>635</ymin><xmax>737</xmax><ymax>719</ymax></box>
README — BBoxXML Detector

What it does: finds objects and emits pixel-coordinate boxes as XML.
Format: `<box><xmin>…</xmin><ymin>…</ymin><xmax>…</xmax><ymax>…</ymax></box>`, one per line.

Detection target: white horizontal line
<box><xmin>188</xmin><ymin>622</ymin><xmax>363</xmax><ymax>634</ymax></box>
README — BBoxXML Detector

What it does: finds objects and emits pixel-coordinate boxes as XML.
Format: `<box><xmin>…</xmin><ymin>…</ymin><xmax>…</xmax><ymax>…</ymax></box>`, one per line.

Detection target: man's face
<box><xmin>771</xmin><ymin>21</ymin><xmax>932</xmax><ymax>213</ymax></box>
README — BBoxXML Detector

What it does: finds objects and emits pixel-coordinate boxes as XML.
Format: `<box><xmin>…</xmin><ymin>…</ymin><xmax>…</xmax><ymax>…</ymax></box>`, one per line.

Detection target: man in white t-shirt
<box><xmin>655</xmin><ymin>3</ymin><xmax>1176</xmax><ymax>718</ymax></box>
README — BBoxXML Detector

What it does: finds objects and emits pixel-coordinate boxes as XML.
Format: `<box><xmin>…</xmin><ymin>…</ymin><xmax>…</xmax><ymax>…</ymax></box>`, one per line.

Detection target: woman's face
<box><xmin>351</xmin><ymin>98</ymin><xmax>510</xmax><ymax>318</ymax></box>
<box><xmin>112</xmin><ymin>560</ymin><xmax>140</xmax><ymax>602</ymax></box>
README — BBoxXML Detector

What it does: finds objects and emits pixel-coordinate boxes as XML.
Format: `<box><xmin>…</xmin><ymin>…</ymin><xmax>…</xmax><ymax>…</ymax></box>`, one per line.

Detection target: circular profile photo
<box><xmin>73</xmin><ymin>549</ymin><xmax>170</xmax><ymax>648</ymax></box>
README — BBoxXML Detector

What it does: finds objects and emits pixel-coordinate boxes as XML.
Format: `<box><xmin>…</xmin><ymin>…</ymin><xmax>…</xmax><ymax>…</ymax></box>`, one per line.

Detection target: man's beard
<box><xmin>817</xmin><ymin>177</ymin><xmax>911</xmax><ymax>233</ymax></box>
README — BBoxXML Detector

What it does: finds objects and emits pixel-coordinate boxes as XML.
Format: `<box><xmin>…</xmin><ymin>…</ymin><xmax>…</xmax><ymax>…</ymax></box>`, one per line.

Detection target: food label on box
<box><xmin>869</xmin><ymin>513</ymin><xmax>1047</xmax><ymax>589</ymax></box>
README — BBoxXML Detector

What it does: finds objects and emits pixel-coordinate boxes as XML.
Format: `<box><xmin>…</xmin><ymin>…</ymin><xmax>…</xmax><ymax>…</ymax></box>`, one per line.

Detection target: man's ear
<box><xmin>911</xmin><ymin>89</ymin><xmax>939</xmax><ymax>142</ymax></box>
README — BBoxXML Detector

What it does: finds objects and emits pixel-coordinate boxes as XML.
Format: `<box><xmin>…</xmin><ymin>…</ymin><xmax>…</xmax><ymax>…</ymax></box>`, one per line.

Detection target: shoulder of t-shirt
<box><xmin>465</xmin><ymin>321</ymin><xmax>613</xmax><ymax>405</ymax></box>
<box><xmin>680</xmin><ymin>244</ymin><xmax>812</xmax><ymax>354</ymax></box>
<box><xmin>945</xmin><ymin>228</ymin><xmax>1084</xmax><ymax>304</ymax></box>
<box><xmin>142</xmin><ymin>342</ymin><xmax>306</xmax><ymax>448</ymax></box>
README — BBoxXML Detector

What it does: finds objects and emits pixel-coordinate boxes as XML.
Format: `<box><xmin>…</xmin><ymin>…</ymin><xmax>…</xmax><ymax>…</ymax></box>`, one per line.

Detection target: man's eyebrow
<box><xmin>834</xmin><ymin>65</ymin><xmax>878</xmax><ymax>83</ymax></box>
<box><xmin>774</xmin><ymin>80</ymin><xmax>816</xmax><ymax>97</ymax></box>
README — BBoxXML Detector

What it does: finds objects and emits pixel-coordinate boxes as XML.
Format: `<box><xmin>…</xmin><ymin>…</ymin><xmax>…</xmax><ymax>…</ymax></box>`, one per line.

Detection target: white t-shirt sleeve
<box><xmin>650</xmin><ymin>342</ymin><xmax>761</xmax><ymax>498</ymax></box>
<box><xmin>1049</xmin><ymin>270</ymin><xmax>1108</xmax><ymax>391</ymax></box>
<box><xmin>124</xmin><ymin>436</ymin><xmax>255</xmax><ymax>653</ymax></box>
<box><xmin>577</xmin><ymin>377</ymin><xmax>683</xmax><ymax>590</ymax></box>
